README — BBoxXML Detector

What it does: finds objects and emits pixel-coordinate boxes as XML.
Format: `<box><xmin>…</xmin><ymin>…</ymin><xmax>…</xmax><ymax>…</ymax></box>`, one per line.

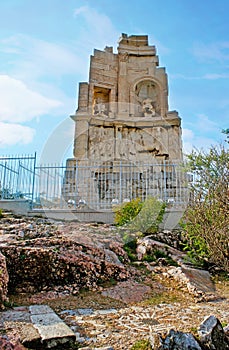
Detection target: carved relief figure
<box><xmin>93</xmin><ymin>98</ymin><xmax>108</xmax><ymax>117</ymax></box>
<box><xmin>134</xmin><ymin>80</ymin><xmax>160</xmax><ymax>117</ymax></box>
<box><xmin>142</xmin><ymin>98</ymin><xmax>156</xmax><ymax>117</ymax></box>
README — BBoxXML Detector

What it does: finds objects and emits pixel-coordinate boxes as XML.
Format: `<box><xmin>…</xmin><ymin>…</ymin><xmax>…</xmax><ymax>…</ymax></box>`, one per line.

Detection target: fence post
<box><xmin>31</xmin><ymin>152</ymin><xmax>37</xmax><ymax>210</ymax></box>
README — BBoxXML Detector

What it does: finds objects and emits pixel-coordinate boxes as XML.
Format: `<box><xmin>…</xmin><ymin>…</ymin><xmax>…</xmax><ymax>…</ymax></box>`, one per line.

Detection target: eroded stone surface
<box><xmin>0</xmin><ymin>220</ymin><xmax>130</xmax><ymax>294</ymax></box>
<box><xmin>101</xmin><ymin>281</ymin><xmax>151</xmax><ymax>303</ymax></box>
<box><xmin>0</xmin><ymin>250</ymin><xmax>9</xmax><ymax>309</ymax></box>
<box><xmin>165</xmin><ymin>266</ymin><xmax>217</xmax><ymax>301</ymax></box>
<box><xmin>71</xmin><ymin>34</ymin><xmax>182</xmax><ymax>163</ymax></box>
<box><xmin>163</xmin><ymin>329</ymin><xmax>202</xmax><ymax>349</ymax></box>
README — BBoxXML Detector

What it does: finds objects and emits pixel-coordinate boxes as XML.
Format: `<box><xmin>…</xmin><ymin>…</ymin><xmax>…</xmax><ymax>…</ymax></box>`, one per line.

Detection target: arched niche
<box><xmin>130</xmin><ymin>78</ymin><xmax>163</xmax><ymax>118</ymax></box>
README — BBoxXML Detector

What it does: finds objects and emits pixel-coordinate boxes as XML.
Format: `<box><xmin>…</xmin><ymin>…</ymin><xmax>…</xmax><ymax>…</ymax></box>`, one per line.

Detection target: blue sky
<box><xmin>0</xmin><ymin>0</ymin><xmax>228</xmax><ymax>163</ymax></box>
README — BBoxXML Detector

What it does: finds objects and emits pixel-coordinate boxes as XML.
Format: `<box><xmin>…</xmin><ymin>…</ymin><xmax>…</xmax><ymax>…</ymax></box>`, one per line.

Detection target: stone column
<box><xmin>73</xmin><ymin>118</ymin><xmax>89</xmax><ymax>159</ymax></box>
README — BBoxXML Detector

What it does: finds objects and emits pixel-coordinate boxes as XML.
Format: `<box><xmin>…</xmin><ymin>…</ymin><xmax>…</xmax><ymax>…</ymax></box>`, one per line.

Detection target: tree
<box><xmin>222</xmin><ymin>128</ymin><xmax>229</xmax><ymax>144</ymax></box>
<box><xmin>182</xmin><ymin>143</ymin><xmax>229</xmax><ymax>271</ymax></box>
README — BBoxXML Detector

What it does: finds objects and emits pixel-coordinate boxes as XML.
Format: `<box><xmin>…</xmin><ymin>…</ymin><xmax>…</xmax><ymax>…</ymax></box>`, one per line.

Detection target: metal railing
<box><xmin>0</xmin><ymin>154</ymin><xmax>36</xmax><ymax>202</ymax></box>
<box><xmin>33</xmin><ymin>159</ymin><xmax>191</xmax><ymax>210</ymax></box>
<box><xmin>0</xmin><ymin>155</ymin><xmax>191</xmax><ymax>210</ymax></box>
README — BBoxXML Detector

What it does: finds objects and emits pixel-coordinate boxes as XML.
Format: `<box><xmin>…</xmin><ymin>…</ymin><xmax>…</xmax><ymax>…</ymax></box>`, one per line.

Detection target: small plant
<box><xmin>19</xmin><ymin>253</ymin><xmax>26</xmax><ymax>260</ymax></box>
<box><xmin>3</xmin><ymin>300</ymin><xmax>18</xmax><ymax>308</ymax></box>
<box><xmin>123</xmin><ymin>239</ymin><xmax>138</xmax><ymax>262</ymax></box>
<box><xmin>131</xmin><ymin>339</ymin><xmax>152</xmax><ymax>350</ymax></box>
<box><xmin>0</xmin><ymin>209</ymin><xmax>3</xmax><ymax>219</ymax></box>
<box><xmin>141</xmin><ymin>292</ymin><xmax>179</xmax><ymax>306</ymax></box>
<box><xmin>142</xmin><ymin>250</ymin><xmax>178</xmax><ymax>266</ymax></box>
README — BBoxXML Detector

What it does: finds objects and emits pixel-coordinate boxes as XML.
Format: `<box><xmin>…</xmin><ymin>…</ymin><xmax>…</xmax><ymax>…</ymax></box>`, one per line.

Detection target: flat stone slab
<box><xmin>29</xmin><ymin>304</ymin><xmax>54</xmax><ymax>315</ymax></box>
<box><xmin>29</xmin><ymin>305</ymin><xmax>76</xmax><ymax>347</ymax></box>
<box><xmin>0</xmin><ymin>306</ymin><xmax>30</xmax><ymax>324</ymax></box>
<box><xmin>0</xmin><ymin>304</ymin><xmax>76</xmax><ymax>348</ymax></box>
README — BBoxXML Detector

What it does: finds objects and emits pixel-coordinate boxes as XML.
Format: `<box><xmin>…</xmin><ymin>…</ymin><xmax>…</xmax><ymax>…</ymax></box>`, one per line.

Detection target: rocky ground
<box><xmin>0</xmin><ymin>211</ymin><xmax>229</xmax><ymax>349</ymax></box>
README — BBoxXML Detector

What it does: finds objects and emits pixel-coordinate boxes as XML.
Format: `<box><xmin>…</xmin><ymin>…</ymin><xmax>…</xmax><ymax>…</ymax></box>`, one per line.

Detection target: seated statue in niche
<box><xmin>93</xmin><ymin>98</ymin><xmax>108</xmax><ymax>117</ymax></box>
<box><xmin>142</xmin><ymin>98</ymin><xmax>156</xmax><ymax>117</ymax></box>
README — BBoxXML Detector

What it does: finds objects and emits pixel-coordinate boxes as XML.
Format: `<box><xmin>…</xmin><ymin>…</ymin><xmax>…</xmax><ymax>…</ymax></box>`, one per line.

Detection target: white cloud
<box><xmin>0</xmin><ymin>122</ymin><xmax>35</xmax><ymax>147</ymax></box>
<box><xmin>182</xmin><ymin>128</ymin><xmax>216</xmax><ymax>154</ymax></box>
<box><xmin>171</xmin><ymin>73</ymin><xmax>229</xmax><ymax>80</ymax></box>
<box><xmin>0</xmin><ymin>34</ymin><xmax>86</xmax><ymax>80</ymax></box>
<box><xmin>195</xmin><ymin>114</ymin><xmax>219</xmax><ymax>132</ymax></box>
<box><xmin>192</xmin><ymin>41</ymin><xmax>229</xmax><ymax>63</ymax></box>
<box><xmin>203</xmin><ymin>73</ymin><xmax>229</xmax><ymax>80</ymax></box>
<box><xmin>0</xmin><ymin>75</ymin><xmax>62</xmax><ymax>123</ymax></box>
<box><xmin>73</xmin><ymin>5</ymin><xmax>119</xmax><ymax>50</ymax></box>
<box><xmin>182</xmin><ymin>128</ymin><xmax>194</xmax><ymax>140</ymax></box>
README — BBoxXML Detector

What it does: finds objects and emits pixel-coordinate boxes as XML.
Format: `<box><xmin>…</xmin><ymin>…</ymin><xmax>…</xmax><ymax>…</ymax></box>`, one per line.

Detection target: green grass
<box><xmin>131</xmin><ymin>339</ymin><xmax>152</xmax><ymax>349</ymax></box>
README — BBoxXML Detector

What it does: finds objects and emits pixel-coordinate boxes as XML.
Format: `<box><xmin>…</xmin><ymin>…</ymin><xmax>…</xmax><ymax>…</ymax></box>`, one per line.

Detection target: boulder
<box><xmin>163</xmin><ymin>329</ymin><xmax>202</xmax><ymax>349</ymax></box>
<box><xmin>165</xmin><ymin>266</ymin><xmax>217</xmax><ymax>301</ymax></box>
<box><xmin>198</xmin><ymin>315</ymin><xmax>229</xmax><ymax>349</ymax></box>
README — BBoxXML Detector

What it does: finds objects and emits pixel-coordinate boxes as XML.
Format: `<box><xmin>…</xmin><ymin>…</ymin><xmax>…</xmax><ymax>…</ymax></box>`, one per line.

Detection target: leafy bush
<box><xmin>114</xmin><ymin>197</ymin><xmax>166</xmax><ymax>234</ymax></box>
<box><xmin>0</xmin><ymin>209</ymin><xmax>3</xmax><ymax>219</ymax></box>
<box><xmin>182</xmin><ymin>144</ymin><xmax>229</xmax><ymax>271</ymax></box>
<box><xmin>114</xmin><ymin>198</ymin><xmax>143</xmax><ymax>226</ymax></box>
<box><xmin>129</xmin><ymin>197</ymin><xmax>166</xmax><ymax>234</ymax></box>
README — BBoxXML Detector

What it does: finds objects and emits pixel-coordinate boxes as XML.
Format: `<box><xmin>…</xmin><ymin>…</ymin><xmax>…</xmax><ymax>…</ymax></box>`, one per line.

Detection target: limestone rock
<box><xmin>0</xmin><ymin>251</ymin><xmax>9</xmax><ymax>309</ymax></box>
<box><xmin>101</xmin><ymin>280</ymin><xmax>151</xmax><ymax>303</ymax></box>
<box><xmin>198</xmin><ymin>315</ymin><xmax>229</xmax><ymax>349</ymax></box>
<box><xmin>1</xmin><ymin>236</ymin><xmax>130</xmax><ymax>294</ymax></box>
<box><xmin>163</xmin><ymin>329</ymin><xmax>202</xmax><ymax>349</ymax></box>
<box><xmin>136</xmin><ymin>236</ymin><xmax>186</xmax><ymax>262</ymax></box>
<box><xmin>165</xmin><ymin>266</ymin><xmax>217</xmax><ymax>300</ymax></box>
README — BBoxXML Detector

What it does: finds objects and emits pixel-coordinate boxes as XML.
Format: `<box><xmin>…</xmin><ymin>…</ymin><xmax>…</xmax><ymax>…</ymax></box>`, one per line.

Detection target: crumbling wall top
<box><xmin>118</xmin><ymin>33</ymin><xmax>156</xmax><ymax>56</ymax></box>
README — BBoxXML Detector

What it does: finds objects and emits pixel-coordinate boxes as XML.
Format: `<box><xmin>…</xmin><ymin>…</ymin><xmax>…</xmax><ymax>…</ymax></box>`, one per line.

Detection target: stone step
<box><xmin>29</xmin><ymin>305</ymin><xmax>76</xmax><ymax>348</ymax></box>
<box><xmin>0</xmin><ymin>304</ymin><xmax>76</xmax><ymax>349</ymax></box>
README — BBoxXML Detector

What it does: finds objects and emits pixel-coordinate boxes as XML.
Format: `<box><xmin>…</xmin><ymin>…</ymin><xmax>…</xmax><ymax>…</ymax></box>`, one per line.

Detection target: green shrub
<box><xmin>114</xmin><ymin>197</ymin><xmax>166</xmax><ymax>234</ymax></box>
<box><xmin>129</xmin><ymin>197</ymin><xmax>166</xmax><ymax>234</ymax></box>
<box><xmin>0</xmin><ymin>209</ymin><xmax>3</xmax><ymax>219</ymax></box>
<box><xmin>114</xmin><ymin>198</ymin><xmax>143</xmax><ymax>226</ymax></box>
<box><xmin>181</xmin><ymin>144</ymin><xmax>229</xmax><ymax>271</ymax></box>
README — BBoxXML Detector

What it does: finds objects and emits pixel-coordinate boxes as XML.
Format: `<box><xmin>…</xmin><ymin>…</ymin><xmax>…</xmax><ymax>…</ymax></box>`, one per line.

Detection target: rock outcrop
<box><xmin>0</xmin><ymin>251</ymin><xmax>9</xmax><ymax>309</ymax></box>
<box><xmin>0</xmin><ymin>215</ymin><xmax>130</xmax><ymax>295</ymax></box>
<box><xmin>1</xmin><ymin>236</ymin><xmax>130</xmax><ymax>294</ymax></box>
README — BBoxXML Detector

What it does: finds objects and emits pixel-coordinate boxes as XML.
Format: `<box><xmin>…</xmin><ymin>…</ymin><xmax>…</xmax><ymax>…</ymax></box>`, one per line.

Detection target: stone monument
<box><xmin>64</xmin><ymin>34</ymin><xmax>184</xmax><ymax>208</ymax></box>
